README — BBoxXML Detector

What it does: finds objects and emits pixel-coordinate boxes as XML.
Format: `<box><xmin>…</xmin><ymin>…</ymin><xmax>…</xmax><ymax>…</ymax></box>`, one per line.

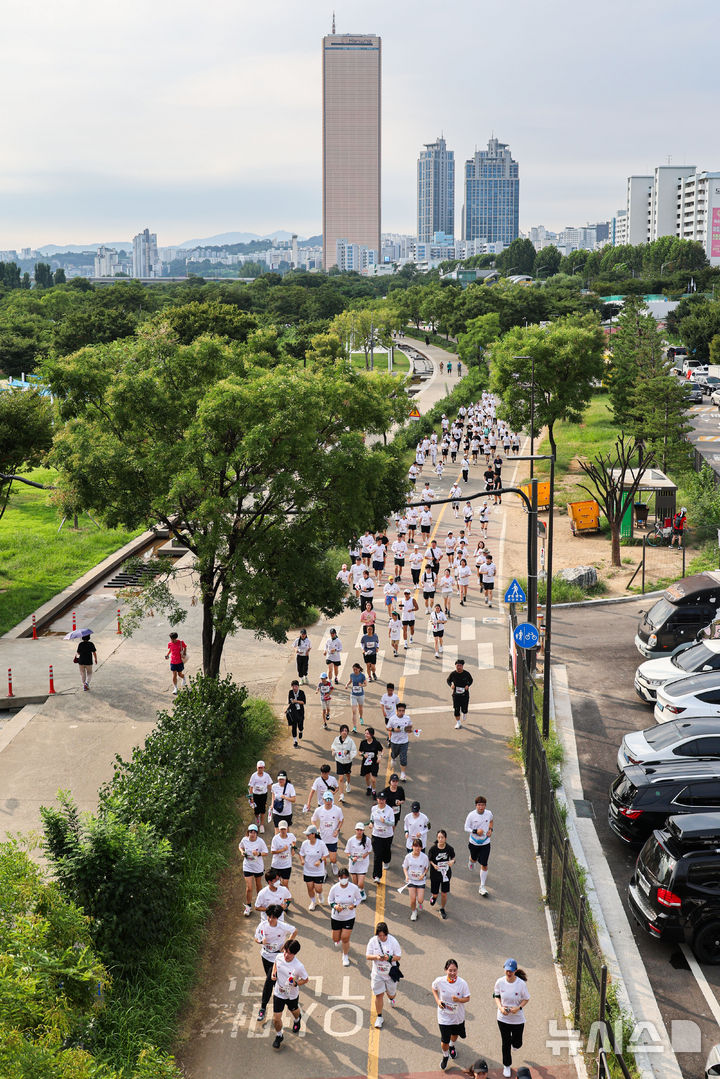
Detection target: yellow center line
<box><xmin>365</xmin><ymin>473</ymin><xmax>456</xmax><ymax>1079</ymax></box>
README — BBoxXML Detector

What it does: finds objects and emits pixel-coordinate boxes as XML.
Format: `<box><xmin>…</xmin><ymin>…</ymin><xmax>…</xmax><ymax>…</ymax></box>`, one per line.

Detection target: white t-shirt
<box><xmin>361</xmin><ymin>533</ymin><xmax>375</xmax><ymax>553</ymax></box>
<box><xmin>328</xmin><ymin>881</ymin><xmax>362</xmax><ymax>920</ymax></box>
<box><xmin>254</xmin><ymin>919</ymin><xmax>296</xmax><ymax>961</ymax></box>
<box><xmin>406</xmin><ymin>507</ymin><xmax>419</xmax><ymax>525</ymax></box>
<box><xmin>409</xmin><ymin>551</ymin><xmax>424</xmax><ymax>571</ymax></box>
<box><xmin>433</xmin><ymin>975</ymin><xmax>471</xmax><ymax>1025</ymax></box>
<box><xmin>345</xmin><ymin>835</ymin><xmax>371</xmax><ymax>873</ymax></box>
<box><xmin>274</xmin><ymin>954</ymin><xmax>308</xmax><ymax>1000</ymax></box>
<box><xmin>381</xmin><ymin>691</ymin><xmax>399</xmax><ymax>718</ymax></box>
<box><xmin>388</xmin><ymin>618</ymin><xmax>402</xmax><ymax>640</ymax></box>
<box><xmin>439</xmin><ymin>574</ymin><xmax>454</xmax><ymax>595</ymax></box>
<box><xmin>494</xmin><ymin>975</ymin><xmax>529</xmax><ymax>1025</ymax></box>
<box><xmin>401</xmin><ymin>597</ymin><xmax>416</xmax><ymax>621</ymax></box>
<box><xmin>431</xmin><ymin>610</ymin><xmax>447</xmax><ymax>632</ymax></box>
<box><xmin>387</xmin><ymin>712</ymin><xmax>411</xmax><ymax>745</ymax></box>
<box><xmin>249</xmin><ymin>771</ymin><xmax>273</xmax><ymax>795</ymax></box>
<box><xmin>482</xmin><ymin>562</ymin><xmax>497</xmax><ymax>585</ymax></box>
<box><xmin>458</xmin><ymin>563</ymin><xmax>472</xmax><ymax>586</ymax></box>
<box><xmin>464</xmin><ymin>808</ymin><xmax>493</xmax><ymax>846</ymax></box>
<box><xmin>358</xmin><ymin>577</ymin><xmax>375</xmax><ymax>598</ymax></box>
<box><xmin>404</xmin><ymin>811</ymin><xmax>430</xmax><ymax>847</ymax></box>
<box><xmin>312</xmin><ymin>804</ymin><xmax>344</xmax><ymax>843</ymax></box>
<box><xmin>270</xmin><ymin>832</ymin><xmax>296</xmax><ymax>870</ymax></box>
<box><xmin>271</xmin><ymin>782</ymin><xmax>296</xmax><ymax>817</ymax></box>
<box><xmin>371</xmin><ymin>543</ymin><xmax>386</xmax><ymax>564</ymax></box>
<box><xmin>331</xmin><ymin>735</ymin><xmax>357</xmax><ymax>763</ymax></box>
<box><xmin>239</xmin><ymin>836</ymin><xmax>268</xmax><ymax>875</ymax></box>
<box><xmin>445</xmin><ymin>535</ymin><xmax>457</xmax><ymax>554</ymax></box>
<box><xmin>420</xmin><ymin>510</ymin><xmax>433</xmax><ymax>528</ymax></box>
<box><xmin>351</xmin><ymin>563</ymin><xmax>365</xmax><ymax>586</ymax></box>
<box><xmin>325</xmin><ymin>636</ymin><xmax>343</xmax><ymax>660</ymax></box>
<box><xmin>422</xmin><ymin>486</ymin><xmax>435</xmax><ymax>502</ymax></box>
<box><xmin>294</xmin><ymin>636</ymin><xmax>312</xmax><ymax>655</ymax></box>
<box><xmin>384</xmin><ymin>581</ymin><xmax>399</xmax><ymax>601</ymax></box>
<box><xmin>311</xmin><ymin>774</ymin><xmax>338</xmax><ymax>800</ymax></box>
<box><xmin>370</xmin><ymin>803</ymin><xmax>395</xmax><ymax>838</ymax></box>
<box><xmin>450</xmin><ymin>484</ymin><xmax>462</xmax><ymax>502</ymax></box>
<box><xmin>299</xmin><ymin>838</ymin><xmax>329</xmax><ymax>876</ymax></box>
<box><xmin>367</xmin><ymin>934</ymin><xmax>402</xmax><ymax>974</ymax></box>
<box><xmin>402</xmin><ymin>850</ymin><xmax>430</xmax><ymax>883</ymax></box>
<box><xmin>422</xmin><ymin>571</ymin><xmax>436</xmax><ymax>594</ymax></box>
<box><xmin>255</xmin><ymin>883</ymin><xmax>292</xmax><ymax>917</ymax></box>
<box><xmin>392</xmin><ymin>539</ymin><xmax>407</xmax><ymax>559</ymax></box>
<box><xmin>464</xmin><ymin>505</ymin><xmax>474</xmax><ymax>520</ymax></box>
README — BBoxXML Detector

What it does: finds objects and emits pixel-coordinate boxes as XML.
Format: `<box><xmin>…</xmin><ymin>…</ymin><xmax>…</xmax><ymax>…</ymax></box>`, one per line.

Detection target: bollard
<box><xmin>72</xmin><ymin>611</ymin><xmax>77</xmax><ymax>631</ymax></box>
<box><xmin>116</xmin><ymin>609</ymin><xmax>122</xmax><ymax>635</ymax></box>
<box><xmin>7</xmin><ymin>668</ymin><xmax>14</xmax><ymax>698</ymax></box>
<box><xmin>32</xmin><ymin>614</ymin><xmax>37</xmax><ymax>640</ymax></box>
<box><xmin>48</xmin><ymin>665</ymin><xmax>56</xmax><ymax>695</ymax></box>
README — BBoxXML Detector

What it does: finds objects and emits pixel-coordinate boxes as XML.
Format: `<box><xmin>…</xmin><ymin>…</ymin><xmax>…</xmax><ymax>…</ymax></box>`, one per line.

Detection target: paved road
<box><xmin>179</xmin><ymin>444</ymin><xmax>575</xmax><ymax>1078</ymax></box>
<box><xmin>687</xmin><ymin>399</ymin><xmax>720</xmax><ymax>472</ymax></box>
<box><xmin>553</xmin><ymin>599</ymin><xmax>720</xmax><ymax>1079</ymax></box>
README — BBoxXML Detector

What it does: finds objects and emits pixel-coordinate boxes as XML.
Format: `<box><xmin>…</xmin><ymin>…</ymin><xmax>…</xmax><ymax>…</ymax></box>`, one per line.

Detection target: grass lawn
<box><xmin>350</xmin><ymin>351</ymin><xmax>411</xmax><ymax>374</ymax></box>
<box><xmin>532</xmin><ymin>393</ymin><xmax>620</xmax><ymax>510</ymax></box>
<box><xmin>0</xmin><ymin>467</ymin><xmax>140</xmax><ymax>634</ymax></box>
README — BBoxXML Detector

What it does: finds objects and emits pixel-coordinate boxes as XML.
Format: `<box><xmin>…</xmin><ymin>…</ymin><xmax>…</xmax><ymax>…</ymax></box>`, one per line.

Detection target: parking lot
<box><xmin>554</xmin><ymin>598</ymin><xmax>720</xmax><ymax>1079</ymax></box>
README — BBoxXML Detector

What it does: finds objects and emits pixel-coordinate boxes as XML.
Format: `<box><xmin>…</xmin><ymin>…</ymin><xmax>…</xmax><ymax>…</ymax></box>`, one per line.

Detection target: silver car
<box><xmin>618</xmin><ymin>716</ymin><xmax>720</xmax><ymax>770</ymax></box>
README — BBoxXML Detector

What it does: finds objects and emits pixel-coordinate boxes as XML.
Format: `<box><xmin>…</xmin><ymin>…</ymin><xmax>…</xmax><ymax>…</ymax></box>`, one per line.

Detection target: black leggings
<box><xmin>296</xmin><ymin>655</ymin><xmax>309</xmax><ymax>677</ymax></box>
<box><xmin>261</xmin><ymin>955</ymin><xmax>275</xmax><ymax>1009</ymax></box>
<box><xmin>498</xmin><ymin>1020</ymin><xmax>524</xmax><ymax>1067</ymax></box>
<box><xmin>371</xmin><ymin>835</ymin><xmax>393</xmax><ymax>879</ymax></box>
<box><xmin>287</xmin><ymin>712</ymin><xmax>304</xmax><ymax>738</ymax></box>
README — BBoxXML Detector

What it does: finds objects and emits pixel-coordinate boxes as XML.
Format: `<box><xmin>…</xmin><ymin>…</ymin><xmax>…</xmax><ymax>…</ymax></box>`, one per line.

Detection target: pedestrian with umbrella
<box><xmin>67</xmin><ymin>629</ymin><xmax>97</xmax><ymax>692</ymax></box>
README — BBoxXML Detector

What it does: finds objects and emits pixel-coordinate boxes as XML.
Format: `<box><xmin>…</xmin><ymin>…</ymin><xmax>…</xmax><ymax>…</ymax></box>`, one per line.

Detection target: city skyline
<box><xmin>0</xmin><ymin>1</ymin><xmax>717</xmax><ymax>247</ymax></box>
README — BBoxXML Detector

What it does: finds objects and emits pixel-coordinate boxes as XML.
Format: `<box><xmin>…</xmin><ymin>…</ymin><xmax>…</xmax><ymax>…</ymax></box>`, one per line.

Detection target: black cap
<box><xmin>389</xmin><ymin>773</ymin><xmax>399</xmax><ymax>781</ymax></box>
<box><xmin>471</xmin><ymin>1061</ymin><xmax>489</xmax><ymax>1076</ymax></box>
<box><xmin>455</xmin><ymin>658</ymin><xmax>465</xmax><ymax>665</ymax></box>
<box><xmin>411</xmin><ymin>801</ymin><xmax>421</xmax><ymax>811</ymax></box>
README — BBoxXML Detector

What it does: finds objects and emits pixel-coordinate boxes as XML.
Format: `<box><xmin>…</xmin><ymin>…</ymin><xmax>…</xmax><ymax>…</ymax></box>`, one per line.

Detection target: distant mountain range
<box><xmin>37</xmin><ymin>243</ymin><xmax>131</xmax><ymax>255</ymax></box>
<box><xmin>35</xmin><ymin>231</ymin><xmax>322</xmax><ymax>256</ymax></box>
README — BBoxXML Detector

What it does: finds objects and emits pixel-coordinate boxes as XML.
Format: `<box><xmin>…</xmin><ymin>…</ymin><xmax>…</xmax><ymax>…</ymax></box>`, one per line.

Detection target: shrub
<box><xmin>687</xmin><ymin>464</ymin><xmax>720</xmax><ymax>543</ymax></box>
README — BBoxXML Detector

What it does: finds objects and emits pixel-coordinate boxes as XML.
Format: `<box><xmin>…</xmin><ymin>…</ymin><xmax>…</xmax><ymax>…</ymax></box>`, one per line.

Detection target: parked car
<box><xmin>654</xmin><ymin>671</ymin><xmax>720</xmax><ymax>723</ymax></box>
<box><xmin>608</xmin><ymin>760</ymin><xmax>720</xmax><ymax>843</ymax></box>
<box><xmin>628</xmin><ymin>813</ymin><xmax>720</xmax><ymax>963</ymax></box>
<box><xmin>618</xmin><ymin>716</ymin><xmax>720</xmax><ymax>771</ymax></box>
<box><xmin>683</xmin><ymin>381</ymin><xmax>703</xmax><ymax>404</ymax></box>
<box><xmin>635</xmin><ymin>640</ymin><xmax>720</xmax><ymax>703</ymax></box>
<box><xmin>698</xmin><ymin>375</ymin><xmax>720</xmax><ymax>396</ymax></box>
<box><xmin>635</xmin><ymin>574</ymin><xmax>720</xmax><ymax>659</ymax></box>
<box><xmin>707</xmin><ymin>1044</ymin><xmax>720</xmax><ymax>1076</ymax></box>
<box><xmin>712</xmin><ymin>386</ymin><xmax>720</xmax><ymax>408</ymax></box>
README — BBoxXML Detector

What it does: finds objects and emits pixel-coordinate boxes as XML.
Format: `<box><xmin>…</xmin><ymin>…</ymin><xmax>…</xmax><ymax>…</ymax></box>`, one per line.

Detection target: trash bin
<box><xmin>634</xmin><ymin>502</ymin><xmax>649</xmax><ymax>528</ymax></box>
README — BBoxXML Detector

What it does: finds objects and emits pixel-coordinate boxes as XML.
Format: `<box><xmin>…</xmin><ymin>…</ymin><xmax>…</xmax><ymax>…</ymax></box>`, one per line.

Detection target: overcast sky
<box><xmin>1</xmin><ymin>0</ymin><xmax>716</xmax><ymax>248</ymax></box>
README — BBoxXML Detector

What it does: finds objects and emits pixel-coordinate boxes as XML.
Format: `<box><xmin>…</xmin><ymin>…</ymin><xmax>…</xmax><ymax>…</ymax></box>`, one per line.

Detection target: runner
<box><xmin>435</xmin><ymin>459</ymin><xmax>444</xmax><ymax>483</ymax></box>
<box><xmin>404</xmin><ymin>800</ymin><xmax>430</xmax><ymax>850</ymax></box>
<box><xmin>345</xmin><ymin>663</ymin><xmax>367</xmax><ymax>733</ymax></box>
<box><xmin>381</xmin><ymin>683</ymin><xmax>399</xmax><ymax>728</ymax></box>
<box><xmin>359</xmin><ymin>726</ymin><xmax>383</xmax><ymax>798</ymax></box>
<box><xmin>409</xmin><ymin>545</ymin><xmax>424</xmax><ymax>587</ymax></box>
<box><xmin>360</xmin><ymin>600</ymin><xmax>376</xmax><ymax>639</ymax></box>
<box><xmin>360</xmin><ymin>530</ymin><xmax>375</xmax><ymax>567</ymax></box>
<box><xmin>422</xmin><ymin>565</ymin><xmax>436</xmax><ymax>614</ymax></box>
<box><xmin>391</xmin><ymin>535</ymin><xmax>407</xmax><ymax>581</ymax></box>
<box><xmin>369</xmin><ymin>791</ymin><xmax>396</xmax><ymax>882</ymax></box>
<box><xmin>371</xmin><ymin>537</ymin><xmax>387</xmax><ymax>583</ymax></box>
<box><xmin>421</xmin><ymin>481</ymin><xmax>435</xmax><ymax>504</ymax></box>
<box><xmin>255</xmin><ymin>868</ymin><xmax>292</xmax><ymax>917</ymax></box>
<box><xmin>348</xmin><ymin>534</ymin><xmax>361</xmax><ymax>565</ymax></box>
<box><xmin>270</xmin><ymin>939</ymin><xmax>308</xmax><ymax>1049</ymax></box>
<box><xmin>366</xmin><ymin>922</ymin><xmax>402</xmax><ymax>1028</ymax></box>
<box><xmin>315</xmin><ymin>672</ymin><xmax>333</xmax><ymax>730</ymax></box>
<box><xmin>511</xmin><ymin>432</ymin><xmax>520</xmax><ymax>456</ymax></box>
<box><xmin>240</xmin><ymin>823</ymin><xmax>268</xmax><ymax>916</ymax></box>
<box><xmin>481</xmin><ymin>553</ymin><xmax>497</xmax><ymax>607</ymax></box>
<box><xmin>431</xmin><ymin>603</ymin><xmax>447</xmax><ymax>658</ymax></box>
<box><xmin>444</xmin><ymin>530</ymin><xmax>457</xmax><ymax>566</ymax></box>
<box><xmin>464</xmin><ymin>794</ymin><xmax>494</xmax><ymax>895</ymax></box>
<box><xmin>400</xmin><ymin>589</ymin><xmax>418</xmax><ymax>649</ymax></box>
<box><xmin>432</xmin><ymin>959</ymin><xmax>471</xmax><ymax>1069</ymax></box>
<box><xmin>428</xmin><ymin>829</ymin><xmax>456</xmax><ymax>919</ymax></box>
<box><xmin>164</xmin><ymin>632</ymin><xmax>187</xmax><ymax>695</ymax></box>
<box><xmin>383</xmin><ymin>574</ymin><xmax>399</xmax><ymax>617</ymax></box>
<box><xmin>345</xmin><ymin>821</ymin><xmax>371</xmax><ymax>898</ymax></box>
<box><xmin>493</xmin><ymin>959</ymin><xmax>530</xmax><ymax>1077</ymax></box>
<box><xmin>293</xmin><ymin>628</ymin><xmax>312</xmax><ymax>684</ymax></box>
<box><xmin>439</xmin><ymin>567</ymin><xmax>456</xmax><ymax>618</ymax></box>
<box><xmin>457</xmin><ymin>558</ymin><xmax>472</xmax><ymax>606</ymax></box>
<box><xmin>388</xmin><ymin>610</ymin><xmax>402</xmax><ymax>656</ymax></box>
<box><xmin>311</xmin><ymin>790</ymin><xmax>344</xmax><ymax>876</ymax></box>
<box><xmin>425</xmin><ymin>538</ymin><xmax>442</xmax><ymax>579</ymax></box>
<box><xmin>336</xmin><ymin>563</ymin><xmax>351</xmax><ymax>602</ymax></box>
<box><xmin>419</xmin><ymin>504</ymin><xmax>433</xmax><ymax>539</ymax></box>
<box><xmin>406</xmin><ymin>505</ymin><xmax>418</xmax><ymax>544</ymax></box>
<box><xmin>298</xmin><ymin>824</ymin><xmax>328</xmax><ymax>909</ymax></box>
<box><xmin>408</xmin><ymin>462</ymin><xmax>419</xmax><ymax>489</ymax></box>
<box><xmin>387</xmin><ymin>702</ymin><xmax>412</xmax><ymax>781</ymax></box>
<box><xmin>330</xmin><ymin>723</ymin><xmax>357</xmax><ymax>802</ymax></box>
<box><xmin>380</xmin><ymin>772</ymin><xmax>406</xmax><ymax>835</ymax></box>
<box><xmin>446</xmin><ymin>658</ymin><xmax>474</xmax><ymax>730</ymax></box>
<box><xmin>303</xmin><ymin>763</ymin><xmax>338</xmax><ymax>812</ymax></box>
<box><xmin>269</xmin><ymin>824</ymin><xmax>296</xmax><ymax>885</ymax></box>
<box><xmin>402</xmin><ymin>836</ymin><xmax>429</xmax><ymax>920</ymax></box>
<box><xmin>463</xmin><ymin>501</ymin><xmax>474</xmax><ymax>535</ymax></box>
<box><xmin>461</xmin><ymin>455</ymin><xmax>470</xmax><ymax>484</ymax></box>
<box><xmin>361</xmin><ymin>624</ymin><xmax>380</xmax><ymax>683</ymax></box>
<box><xmin>356</xmin><ymin>569</ymin><xmax>375</xmax><ymax>611</ymax></box>
<box><xmin>478</xmin><ymin>501</ymin><xmax>490</xmax><ymax>539</ymax></box>
<box><xmin>254</xmin><ymin>905</ymin><xmax>297</xmax><ymax>1023</ymax></box>
<box><xmin>324</xmin><ymin>628</ymin><xmax>342</xmax><ymax>684</ymax></box>
<box><xmin>286</xmin><ymin>680</ymin><xmax>306</xmax><ymax>748</ymax></box>
<box><xmin>270</xmin><ymin>771</ymin><xmax>296</xmax><ymax>832</ymax></box>
<box><xmin>327</xmin><ymin>868</ymin><xmax>363</xmax><ymax>966</ymax></box>
<box><xmin>248</xmin><ymin>760</ymin><xmax>273</xmax><ymax>833</ymax></box>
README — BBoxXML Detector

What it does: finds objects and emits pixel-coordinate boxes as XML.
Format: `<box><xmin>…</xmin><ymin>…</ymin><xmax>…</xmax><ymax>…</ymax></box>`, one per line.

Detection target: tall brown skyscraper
<box><xmin>322</xmin><ymin>29</ymin><xmax>381</xmax><ymax>269</ymax></box>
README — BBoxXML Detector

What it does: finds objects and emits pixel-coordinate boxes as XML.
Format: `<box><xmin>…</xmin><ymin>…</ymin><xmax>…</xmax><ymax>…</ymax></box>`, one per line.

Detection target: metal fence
<box><xmin>510</xmin><ymin>611</ymin><xmax>633</xmax><ymax>1078</ymax></box>
<box><xmin>626</xmin><ymin>534</ymin><xmax>687</xmax><ymax>593</ymax></box>
<box><xmin>692</xmin><ymin>445</ymin><xmax>720</xmax><ymax>484</ymax></box>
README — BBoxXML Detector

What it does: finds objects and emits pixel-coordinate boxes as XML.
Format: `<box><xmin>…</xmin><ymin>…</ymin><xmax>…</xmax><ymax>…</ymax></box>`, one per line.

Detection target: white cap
<box><xmin>355</xmin><ymin>821</ymin><xmax>366</xmax><ymax>829</ymax></box>
<box><xmin>257</xmin><ymin>760</ymin><xmax>265</xmax><ymax>768</ymax></box>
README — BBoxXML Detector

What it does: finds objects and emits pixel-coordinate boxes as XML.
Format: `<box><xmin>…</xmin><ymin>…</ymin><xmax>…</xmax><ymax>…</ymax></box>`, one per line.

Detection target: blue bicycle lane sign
<box><xmin>513</xmin><ymin>622</ymin><xmax>539</xmax><ymax>649</ymax></box>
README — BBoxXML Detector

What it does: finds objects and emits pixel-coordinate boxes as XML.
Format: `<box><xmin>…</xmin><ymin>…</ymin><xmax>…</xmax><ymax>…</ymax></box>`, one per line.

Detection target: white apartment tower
<box><xmin>132</xmin><ymin>228</ymin><xmax>161</xmax><ymax>278</ymax></box>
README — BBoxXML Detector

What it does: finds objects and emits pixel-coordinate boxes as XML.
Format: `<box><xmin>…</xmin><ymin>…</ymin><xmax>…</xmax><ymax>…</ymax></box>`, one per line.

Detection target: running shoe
<box><xmin>449</xmin><ymin>1046</ymin><xmax>456</xmax><ymax>1059</ymax></box>
<box><xmin>243</xmin><ymin>905</ymin><xmax>252</xmax><ymax>917</ymax></box>
<box><xmin>346</xmin><ymin>782</ymin><xmax>352</xmax><ymax>792</ymax></box>
<box><xmin>273</xmin><ymin>1033</ymin><xmax>284</xmax><ymax>1049</ymax></box>
<box><xmin>293</xmin><ymin>739</ymin><xmax>299</xmax><ymax>747</ymax></box>
<box><xmin>292</xmin><ymin>1018</ymin><xmax>301</xmax><ymax>1034</ymax></box>
<box><xmin>467</xmin><ymin>858</ymin><xmax>474</xmax><ymax>870</ymax></box>
<box><xmin>352</xmin><ymin>727</ymin><xmax>358</xmax><ymax>734</ymax></box>
<box><xmin>441</xmin><ymin>1057</ymin><xmax>449</xmax><ymax>1071</ymax></box>
<box><xmin>374</xmin><ymin>1015</ymin><xmax>384</xmax><ymax>1028</ymax></box>
<box><xmin>503</xmin><ymin>1069</ymin><xmax>511</xmax><ymax>1078</ymax></box>
<box><xmin>430</xmin><ymin>896</ymin><xmax>437</xmax><ymax>906</ymax></box>
<box><xmin>360</xmin><ymin>889</ymin><xmax>367</xmax><ymax>900</ymax></box>
<box><xmin>257</xmin><ymin>1008</ymin><xmax>266</xmax><ymax>1022</ymax></box>
<box><xmin>309</xmin><ymin>900</ymin><xmax>316</xmax><ymax>911</ymax></box>
<box><xmin>410</xmin><ymin>910</ymin><xmax>418</xmax><ymax>921</ymax></box>
<box><xmin>455</xmin><ymin>720</ymin><xmax>462</xmax><ymax>729</ymax></box>
<box><xmin>373</xmin><ymin>876</ymin><xmax>382</xmax><ymax>883</ymax></box>
<box><xmin>366</xmin><ymin>788</ymin><xmax>373</xmax><ymax>797</ymax></box>
<box><xmin>342</xmin><ymin>954</ymin><xmax>350</xmax><ymax>966</ymax></box>
<box><xmin>259</xmin><ymin>825</ymin><xmax>265</xmax><ymax>834</ymax></box>
<box><xmin>440</xmin><ymin>908</ymin><xmax>447</xmax><ymax>919</ymax></box>
<box><xmin>479</xmin><ymin>886</ymin><xmax>488</xmax><ymax>896</ymax></box>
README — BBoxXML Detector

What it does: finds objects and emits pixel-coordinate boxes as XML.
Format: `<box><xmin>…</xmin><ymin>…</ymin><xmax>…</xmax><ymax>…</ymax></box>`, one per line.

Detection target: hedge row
<box><xmin>394</xmin><ymin>364</ymin><xmax>488</xmax><ymax>453</ymax></box>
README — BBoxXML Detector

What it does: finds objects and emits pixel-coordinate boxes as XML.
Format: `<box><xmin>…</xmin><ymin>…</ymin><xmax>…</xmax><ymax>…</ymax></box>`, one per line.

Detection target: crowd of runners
<box><xmin>242</xmin><ymin>392</ymin><xmax>530</xmax><ymax>1076</ymax></box>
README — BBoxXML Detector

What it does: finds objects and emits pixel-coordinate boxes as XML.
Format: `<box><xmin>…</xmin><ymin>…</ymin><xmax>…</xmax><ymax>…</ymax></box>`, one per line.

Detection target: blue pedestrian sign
<box><xmin>504</xmin><ymin>578</ymin><xmax>527</xmax><ymax>604</ymax></box>
<box><xmin>514</xmin><ymin>622</ymin><xmax>540</xmax><ymax>649</ymax></box>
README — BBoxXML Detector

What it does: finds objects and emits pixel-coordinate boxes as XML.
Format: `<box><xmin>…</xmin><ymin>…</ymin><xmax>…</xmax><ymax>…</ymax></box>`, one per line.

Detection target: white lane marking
<box><xmin>411</xmin><ymin>700</ymin><xmax>513</xmax><ymax>715</ymax></box>
<box><xmin>477</xmin><ymin>642</ymin><xmax>493</xmax><ymax>669</ymax></box>
<box><xmin>402</xmin><ymin>647</ymin><xmax>422</xmax><ymax>677</ymax></box>
<box><xmin>680</xmin><ymin>943</ymin><xmax>720</xmax><ymax>1027</ymax></box>
<box><xmin>442</xmin><ymin>644</ymin><xmax>459</xmax><ymax>671</ymax></box>
<box><xmin>374</xmin><ymin>651</ymin><xmax>385</xmax><ymax>679</ymax></box>
<box><xmin>461</xmin><ymin>616</ymin><xmax>476</xmax><ymax>640</ymax></box>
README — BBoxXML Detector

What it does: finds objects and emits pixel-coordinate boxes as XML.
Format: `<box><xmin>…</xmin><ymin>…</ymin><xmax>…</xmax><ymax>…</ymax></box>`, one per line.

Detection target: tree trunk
<box><xmin>201</xmin><ymin>590</ymin><xmax>215</xmax><ymax>676</ymax></box>
<box><xmin>547</xmin><ymin>422</ymin><xmax>557</xmax><ymax>463</ymax></box>
<box><xmin>610</xmin><ymin>522</ymin><xmax>622</xmax><ymax>568</ymax></box>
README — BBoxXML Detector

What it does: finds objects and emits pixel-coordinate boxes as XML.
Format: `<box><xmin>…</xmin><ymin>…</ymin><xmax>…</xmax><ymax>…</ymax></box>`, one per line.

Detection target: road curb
<box><xmin>551</xmin><ymin>664</ymin><xmax>680</xmax><ymax>1079</ymax></box>
<box><xmin>551</xmin><ymin>591</ymin><xmax>663</xmax><ymax>610</ymax></box>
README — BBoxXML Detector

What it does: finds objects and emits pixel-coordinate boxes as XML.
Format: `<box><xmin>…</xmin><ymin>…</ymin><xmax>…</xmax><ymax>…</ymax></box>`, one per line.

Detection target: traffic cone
<box><xmin>116</xmin><ymin>609</ymin><xmax>122</xmax><ymax>635</ymax></box>
<box><xmin>7</xmin><ymin>668</ymin><xmax>14</xmax><ymax>698</ymax></box>
<box><xmin>32</xmin><ymin>614</ymin><xmax>37</xmax><ymax>640</ymax></box>
<box><xmin>48</xmin><ymin>665</ymin><xmax>56</xmax><ymax>694</ymax></box>
<box><xmin>72</xmin><ymin>611</ymin><xmax>77</xmax><ymax>631</ymax></box>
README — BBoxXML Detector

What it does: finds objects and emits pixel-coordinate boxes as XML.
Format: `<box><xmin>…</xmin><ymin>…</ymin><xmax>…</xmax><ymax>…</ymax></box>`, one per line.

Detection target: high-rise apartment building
<box><xmin>94</xmin><ymin>245</ymin><xmax>119</xmax><ymax>277</ymax></box>
<box><xmin>417</xmin><ymin>136</ymin><xmax>454</xmax><ymax>242</ymax></box>
<box><xmin>322</xmin><ymin>28</ymin><xmax>381</xmax><ymax>269</ymax></box>
<box><xmin>462</xmin><ymin>138</ymin><xmax>519</xmax><ymax>245</ymax></box>
<box><xmin>132</xmin><ymin>228</ymin><xmax>161</xmax><ymax>278</ymax></box>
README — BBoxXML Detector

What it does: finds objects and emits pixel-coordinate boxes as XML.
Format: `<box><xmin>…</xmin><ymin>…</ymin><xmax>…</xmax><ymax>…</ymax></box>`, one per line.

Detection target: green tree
<box><xmin>153</xmin><ymin>300</ymin><xmax>257</xmax><ymax>344</ymax></box>
<box><xmin>33</xmin><ymin>262</ymin><xmax>54</xmax><ymax>288</ymax></box>
<box><xmin>457</xmin><ymin>313</ymin><xmax>501</xmax><ymax>367</ymax></box>
<box><xmin>0</xmin><ymin>389</ymin><xmax>53</xmax><ymax>520</ymax></box>
<box><xmin>578</xmin><ymin>435</ymin><xmax>652</xmax><ymax>567</ymax></box>
<box><xmin>43</xmin><ymin>330</ymin><xmax>408</xmax><ymax>676</ymax></box>
<box><xmin>709</xmin><ymin>334</ymin><xmax>720</xmax><ymax>366</ymax></box>
<box><xmin>534</xmin><ymin>246</ymin><xmax>561</xmax><ymax>277</ymax></box>
<box><xmin>53</xmin><ymin>267</ymin><xmax>66</xmax><ymax>285</ymax></box>
<box><xmin>496</xmin><ymin>238</ymin><xmax>536</xmax><ymax>276</ymax></box>
<box><xmin>490</xmin><ymin>315</ymin><xmax>605</xmax><ymax>460</ymax></box>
